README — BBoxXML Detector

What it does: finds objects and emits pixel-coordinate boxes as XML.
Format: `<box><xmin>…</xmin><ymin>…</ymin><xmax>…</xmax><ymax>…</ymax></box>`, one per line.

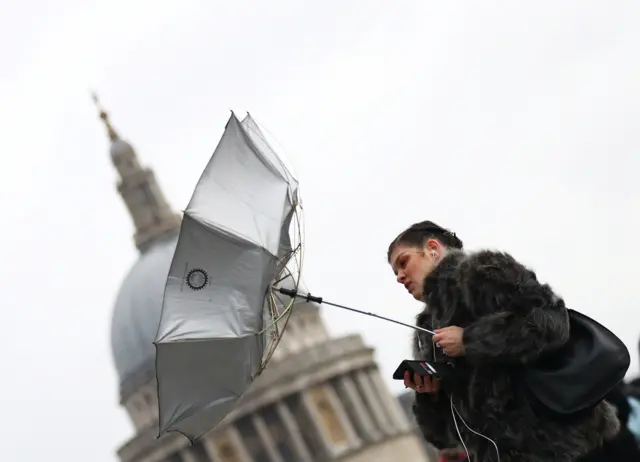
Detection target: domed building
<box><xmin>95</xmin><ymin>98</ymin><xmax>432</xmax><ymax>462</ymax></box>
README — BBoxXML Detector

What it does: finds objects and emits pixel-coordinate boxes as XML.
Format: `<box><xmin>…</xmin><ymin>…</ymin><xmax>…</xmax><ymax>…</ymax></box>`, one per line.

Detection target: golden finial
<box><xmin>91</xmin><ymin>91</ymin><xmax>119</xmax><ymax>141</ymax></box>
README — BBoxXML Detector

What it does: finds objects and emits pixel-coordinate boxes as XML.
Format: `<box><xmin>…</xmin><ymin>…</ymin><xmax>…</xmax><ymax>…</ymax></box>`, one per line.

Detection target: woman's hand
<box><xmin>433</xmin><ymin>326</ymin><xmax>466</xmax><ymax>357</ymax></box>
<box><xmin>404</xmin><ymin>370</ymin><xmax>440</xmax><ymax>393</ymax></box>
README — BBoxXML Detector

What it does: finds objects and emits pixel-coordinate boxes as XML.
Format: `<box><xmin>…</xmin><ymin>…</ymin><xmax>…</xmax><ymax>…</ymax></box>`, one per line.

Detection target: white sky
<box><xmin>1</xmin><ymin>1</ymin><xmax>639</xmax><ymax>461</ymax></box>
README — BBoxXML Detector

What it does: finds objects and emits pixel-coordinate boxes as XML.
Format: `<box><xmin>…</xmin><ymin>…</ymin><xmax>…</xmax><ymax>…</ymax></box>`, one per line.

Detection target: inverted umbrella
<box><xmin>154</xmin><ymin>112</ymin><xmax>302</xmax><ymax>441</ymax></box>
<box><xmin>154</xmin><ymin>112</ymin><xmax>434</xmax><ymax>443</ymax></box>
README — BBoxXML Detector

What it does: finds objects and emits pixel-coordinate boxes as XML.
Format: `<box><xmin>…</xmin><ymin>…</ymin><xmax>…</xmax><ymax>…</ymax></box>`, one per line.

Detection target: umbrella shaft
<box><xmin>275</xmin><ymin>287</ymin><xmax>435</xmax><ymax>336</ymax></box>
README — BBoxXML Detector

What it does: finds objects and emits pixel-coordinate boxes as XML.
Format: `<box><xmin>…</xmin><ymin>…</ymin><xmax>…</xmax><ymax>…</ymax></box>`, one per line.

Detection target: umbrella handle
<box><xmin>275</xmin><ymin>287</ymin><xmax>435</xmax><ymax>336</ymax></box>
<box><xmin>278</xmin><ymin>287</ymin><xmax>323</xmax><ymax>303</ymax></box>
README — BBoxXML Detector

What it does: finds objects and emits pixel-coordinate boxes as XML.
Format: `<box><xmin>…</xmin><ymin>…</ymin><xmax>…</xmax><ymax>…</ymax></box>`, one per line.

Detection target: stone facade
<box><xmin>117</xmin><ymin>332</ymin><xmax>430</xmax><ymax>462</ymax></box>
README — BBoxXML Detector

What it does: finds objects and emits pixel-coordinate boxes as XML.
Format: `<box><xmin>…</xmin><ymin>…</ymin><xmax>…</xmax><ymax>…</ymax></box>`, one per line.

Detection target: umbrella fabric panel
<box><xmin>156</xmin><ymin>335</ymin><xmax>261</xmax><ymax>439</ymax></box>
<box><xmin>275</xmin><ymin>197</ymin><xmax>296</xmax><ymax>269</ymax></box>
<box><xmin>240</xmin><ymin>114</ymin><xmax>299</xmax><ymax>190</ymax></box>
<box><xmin>155</xmin><ymin>213</ymin><xmax>277</xmax><ymax>343</ymax></box>
<box><xmin>240</xmin><ymin>114</ymin><xmax>300</xmax><ymax>263</ymax></box>
<box><xmin>186</xmin><ymin>114</ymin><xmax>291</xmax><ymax>257</ymax></box>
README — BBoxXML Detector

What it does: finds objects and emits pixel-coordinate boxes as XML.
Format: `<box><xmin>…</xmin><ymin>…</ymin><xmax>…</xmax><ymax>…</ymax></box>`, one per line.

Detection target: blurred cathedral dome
<box><xmin>111</xmin><ymin>234</ymin><xmax>178</xmax><ymax>401</ymax></box>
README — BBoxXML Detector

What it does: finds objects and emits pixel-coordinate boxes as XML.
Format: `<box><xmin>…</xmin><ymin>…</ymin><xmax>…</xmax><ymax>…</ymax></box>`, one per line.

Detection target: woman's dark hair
<box><xmin>387</xmin><ymin>220</ymin><xmax>464</xmax><ymax>262</ymax></box>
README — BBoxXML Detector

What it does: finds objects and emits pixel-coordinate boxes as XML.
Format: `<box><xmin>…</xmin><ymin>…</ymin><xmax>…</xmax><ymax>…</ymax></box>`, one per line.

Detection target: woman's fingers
<box><xmin>423</xmin><ymin>376</ymin><xmax>440</xmax><ymax>393</ymax></box>
<box><xmin>405</xmin><ymin>371</ymin><xmax>440</xmax><ymax>393</ymax></box>
<box><xmin>415</xmin><ymin>373</ymin><xmax>440</xmax><ymax>393</ymax></box>
<box><xmin>403</xmin><ymin>371</ymin><xmax>415</xmax><ymax>389</ymax></box>
<box><xmin>422</xmin><ymin>376</ymin><xmax>435</xmax><ymax>392</ymax></box>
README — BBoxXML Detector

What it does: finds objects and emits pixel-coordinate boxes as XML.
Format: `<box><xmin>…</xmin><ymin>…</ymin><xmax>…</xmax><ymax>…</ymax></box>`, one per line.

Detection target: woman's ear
<box><xmin>425</xmin><ymin>238</ymin><xmax>440</xmax><ymax>253</ymax></box>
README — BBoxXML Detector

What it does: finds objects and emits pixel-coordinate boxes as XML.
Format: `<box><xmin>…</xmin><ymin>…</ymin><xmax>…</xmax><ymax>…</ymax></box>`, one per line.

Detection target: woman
<box><xmin>388</xmin><ymin>220</ymin><xmax>620</xmax><ymax>462</ymax></box>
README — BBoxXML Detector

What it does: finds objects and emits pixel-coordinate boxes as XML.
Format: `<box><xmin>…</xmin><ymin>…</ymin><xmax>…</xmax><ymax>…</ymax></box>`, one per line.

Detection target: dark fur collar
<box><xmin>422</xmin><ymin>249</ymin><xmax>465</xmax><ymax>299</ymax></box>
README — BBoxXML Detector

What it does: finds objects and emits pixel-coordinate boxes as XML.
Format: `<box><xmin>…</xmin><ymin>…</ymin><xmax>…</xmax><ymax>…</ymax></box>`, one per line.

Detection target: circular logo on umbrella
<box><xmin>186</xmin><ymin>268</ymin><xmax>208</xmax><ymax>291</ymax></box>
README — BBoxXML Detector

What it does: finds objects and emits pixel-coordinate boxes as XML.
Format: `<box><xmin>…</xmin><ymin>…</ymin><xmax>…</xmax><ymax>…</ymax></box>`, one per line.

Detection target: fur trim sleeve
<box><xmin>413</xmin><ymin>392</ymin><xmax>455</xmax><ymax>449</ymax></box>
<box><xmin>459</xmin><ymin>251</ymin><xmax>570</xmax><ymax>366</ymax></box>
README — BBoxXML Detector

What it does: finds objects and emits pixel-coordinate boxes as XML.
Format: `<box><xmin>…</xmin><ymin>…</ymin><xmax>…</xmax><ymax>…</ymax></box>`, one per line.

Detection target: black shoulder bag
<box><xmin>522</xmin><ymin>309</ymin><xmax>630</xmax><ymax>418</ymax></box>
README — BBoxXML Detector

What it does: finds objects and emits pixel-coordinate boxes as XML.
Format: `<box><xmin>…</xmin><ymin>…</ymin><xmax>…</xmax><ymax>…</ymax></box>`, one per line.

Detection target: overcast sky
<box><xmin>1</xmin><ymin>1</ymin><xmax>640</xmax><ymax>461</ymax></box>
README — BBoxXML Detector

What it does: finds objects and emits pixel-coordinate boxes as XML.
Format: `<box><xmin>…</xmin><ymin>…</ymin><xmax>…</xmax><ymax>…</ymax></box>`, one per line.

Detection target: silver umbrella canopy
<box><xmin>154</xmin><ymin>112</ymin><xmax>300</xmax><ymax>441</ymax></box>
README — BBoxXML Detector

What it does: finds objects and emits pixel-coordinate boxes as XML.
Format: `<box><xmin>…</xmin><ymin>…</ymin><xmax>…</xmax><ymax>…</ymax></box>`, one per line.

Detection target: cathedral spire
<box><xmin>92</xmin><ymin>93</ymin><xmax>119</xmax><ymax>141</ymax></box>
<box><xmin>92</xmin><ymin>93</ymin><xmax>181</xmax><ymax>252</ymax></box>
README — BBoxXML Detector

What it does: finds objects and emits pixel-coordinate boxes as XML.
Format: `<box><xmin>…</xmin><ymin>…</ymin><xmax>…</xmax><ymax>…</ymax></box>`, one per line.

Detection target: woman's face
<box><xmin>389</xmin><ymin>241</ymin><xmax>438</xmax><ymax>301</ymax></box>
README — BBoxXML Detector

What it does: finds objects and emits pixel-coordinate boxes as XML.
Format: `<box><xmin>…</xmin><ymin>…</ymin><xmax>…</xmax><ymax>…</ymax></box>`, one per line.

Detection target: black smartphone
<box><xmin>392</xmin><ymin>360</ymin><xmax>445</xmax><ymax>380</ymax></box>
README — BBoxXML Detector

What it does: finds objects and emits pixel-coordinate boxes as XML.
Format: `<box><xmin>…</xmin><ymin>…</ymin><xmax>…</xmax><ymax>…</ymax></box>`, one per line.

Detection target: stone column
<box><xmin>182</xmin><ymin>442</ymin><xmax>210</xmax><ymax>462</ymax></box>
<box><xmin>251</xmin><ymin>414</ymin><xmax>284</xmax><ymax>462</ymax></box>
<box><xmin>355</xmin><ymin>370</ymin><xmax>396</xmax><ymax>436</ymax></box>
<box><xmin>336</xmin><ymin>375</ymin><xmax>381</xmax><ymax>442</ymax></box>
<box><xmin>180</xmin><ymin>449</ymin><xmax>198</xmax><ymax>462</ymax></box>
<box><xmin>323</xmin><ymin>383</ymin><xmax>362</xmax><ymax>450</ymax></box>
<box><xmin>227</xmin><ymin>426</ymin><xmax>254</xmax><ymax>462</ymax></box>
<box><xmin>275</xmin><ymin>402</ymin><xmax>313</xmax><ymax>462</ymax></box>
<box><xmin>301</xmin><ymin>384</ymin><xmax>361</xmax><ymax>458</ymax></box>
<box><xmin>202</xmin><ymin>436</ymin><xmax>222</xmax><ymax>461</ymax></box>
<box><xmin>368</xmin><ymin>368</ymin><xmax>413</xmax><ymax>432</ymax></box>
<box><xmin>300</xmin><ymin>389</ymin><xmax>337</xmax><ymax>454</ymax></box>
<box><xmin>204</xmin><ymin>426</ymin><xmax>253</xmax><ymax>462</ymax></box>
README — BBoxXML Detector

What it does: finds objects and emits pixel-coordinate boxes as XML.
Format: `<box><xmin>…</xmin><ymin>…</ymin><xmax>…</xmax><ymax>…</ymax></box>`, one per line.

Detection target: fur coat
<box><xmin>412</xmin><ymin>250</ymin><xmax>620</xmax><ymax>462</ymax></box>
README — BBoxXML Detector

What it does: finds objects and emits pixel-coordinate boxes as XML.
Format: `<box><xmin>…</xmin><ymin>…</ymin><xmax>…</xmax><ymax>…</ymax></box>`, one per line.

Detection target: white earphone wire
<box><xmin>450</xmin><ymin>395</ymin><xmax>471</xmax><ymax>459</ymax></box>
<box><xmin>449</xmin><ymin>394</ymin><xmax>500</xmax><ymax>462</ymax></box>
